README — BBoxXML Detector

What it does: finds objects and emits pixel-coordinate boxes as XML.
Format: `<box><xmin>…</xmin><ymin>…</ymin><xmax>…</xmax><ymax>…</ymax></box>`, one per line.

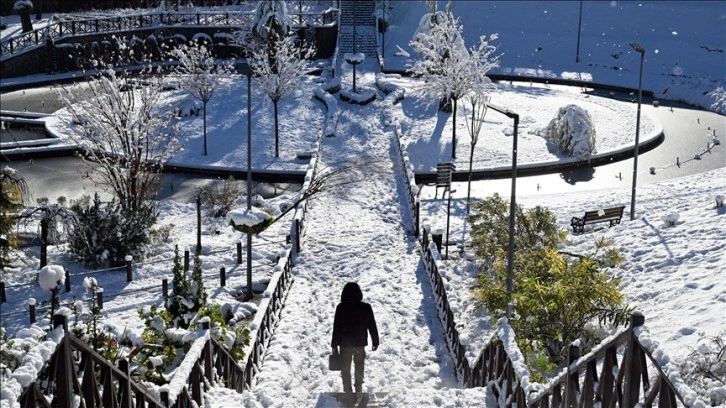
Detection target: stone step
<box><xmin>320</xmin><ymin>392</ymin><xmax>388</xmax><ymax>407</ymax></box>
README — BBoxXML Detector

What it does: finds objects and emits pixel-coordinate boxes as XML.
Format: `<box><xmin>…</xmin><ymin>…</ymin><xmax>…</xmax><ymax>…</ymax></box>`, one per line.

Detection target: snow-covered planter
<box><xmin>175</xmin><ymin>100</ymin><xmax>201</xmax><ymax>117</ymax></box>
<box><xmin>344</xmin><ymin>52</ymin><xmax>365</xmax><ymax>65</ymax></box>
<box><xmin>541</xmin><ymin>104</ymin><xmax>596</xmax><ymax>160</ymax></box>
<box><xmin>715</xmin><ymin>195</ymin><xmax>725</xmax><ymax>208</ymax></box>
<box><xmin>340</xmin><ymin>86</ymin><xmax>377</xmax><ymax>105</ymax></box>
<box><xmin>227</xmin><ymin>208</ymin><xmax>273</xmax><ymax>235</ymax></box>
<box><xmin>321</xmin><ymin>77</ymin><xmax>341</xmax><ymax>94</ymax></box>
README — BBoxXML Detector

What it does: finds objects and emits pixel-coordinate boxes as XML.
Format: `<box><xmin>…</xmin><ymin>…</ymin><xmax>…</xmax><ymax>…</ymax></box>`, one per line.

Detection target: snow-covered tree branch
<box><xmin>408</xmin><ymin>9</ymin><xmax>499</xmax><ymax>158</ymax></box>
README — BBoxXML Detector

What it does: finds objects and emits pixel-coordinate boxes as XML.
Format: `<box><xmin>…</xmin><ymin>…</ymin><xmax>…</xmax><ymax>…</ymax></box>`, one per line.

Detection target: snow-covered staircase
<box><xmin>338</xmin><ymin>0</ymin><xmax>378</xmax><ymax>56</ymax></box>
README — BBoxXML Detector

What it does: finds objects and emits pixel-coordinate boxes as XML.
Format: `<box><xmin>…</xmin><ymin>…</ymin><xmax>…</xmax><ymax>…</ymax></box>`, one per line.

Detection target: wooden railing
<box><xmin>419</xmin><ymin>225</ymin><xmax>529</xmax><ymax>403</ymax></box>
<box><xmin>528</xmin><ymin>312</ymin><xmax>699</xmax><ymax>407</ymax></box>
<box><xmin>18</xmin><ymin>314</ymin><xmax>164</xmax><ymax>408</ymax></box>
<box><xmin>419</xmin><ymin>223</ymin><xmax>705</xmax><ymax>406</ymax></box>
<box><xmin>1</xmin><ymin>9</ymin><xmax>339</xmax><ymax>59</ymax></box>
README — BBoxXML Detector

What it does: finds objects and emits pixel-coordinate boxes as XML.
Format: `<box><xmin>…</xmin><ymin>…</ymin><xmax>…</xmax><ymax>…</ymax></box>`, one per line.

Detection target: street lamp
<box><xmin>629</xmin><ymin>42</ymin><xmax>645</xmax><ymax>221</ymax></box>
<box><xmin>484</xmin><ymin>102</ymin><xmax>519</xmax><ymax>319</ymax></box>
<box><xmin>236</xmin><ymin>61</ymin><xmax>254</xmax><ymax>301</ymax></box>
<box><xmin>576</xmin><ymin>0</ymin><xmax>583</xmax><ymax>63</ymax></box>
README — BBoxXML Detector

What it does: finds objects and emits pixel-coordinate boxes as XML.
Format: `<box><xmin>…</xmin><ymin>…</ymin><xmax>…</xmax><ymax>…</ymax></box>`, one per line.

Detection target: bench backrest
<box><xmin>583</xmin><ymin>206</ymin><xmax>625</xmax><ymax>221</ymax></box>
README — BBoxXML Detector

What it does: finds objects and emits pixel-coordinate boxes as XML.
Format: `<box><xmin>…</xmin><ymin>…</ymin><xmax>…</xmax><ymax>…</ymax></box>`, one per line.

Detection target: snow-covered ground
<box><xmin>1</xmin><ymin>1</ymin><xmax>725</xmax><ymax>407</ymax></box>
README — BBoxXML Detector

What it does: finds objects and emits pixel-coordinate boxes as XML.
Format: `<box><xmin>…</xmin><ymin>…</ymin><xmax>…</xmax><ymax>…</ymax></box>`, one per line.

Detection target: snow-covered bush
<box><xmin>541</xmin><ymin>104</ymin><xmax>597</xmax><ymax>160</ymax></box>
<box><xmin>13</xmin><ymin>0</ymin><xmax>33</xmax><ymax>12</ymax></box>
<box><xmin>197</xmin><ymin>176</ymin><xmax>244</xmax><ymax>218</ymax></box>
<box><xmin>38</xmin><ymin>264</ymin><xmax>65</xmax><ymax>320</ymax></box>
<box><xmin>340</xmin><ymin>86</ymin><xmax>377</xmax><ymax>105</ymax></box>
<box><xmin>175</xmin><ymin>99</ymin><xmax>201</xmax><ymax>117</ymax></box>
<box><xmin>662</xmin><ymin>213</ymin><xmax>680</xmax><ymax>227</ymax></box>
<box><xmin>678</xmin><ymin>332</ymin><xmax>726</xmax><ymax>406</ymax></box>
<box><xmin>716</xmin><ymin>195</ymin><xmax>725</xmax><ymax>208</ymax></box>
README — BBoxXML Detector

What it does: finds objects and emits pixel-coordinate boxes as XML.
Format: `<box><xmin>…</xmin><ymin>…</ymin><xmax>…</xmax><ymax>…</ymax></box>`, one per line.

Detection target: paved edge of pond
<box><xmin>1</xmin><ymin>72</ymin><xmax>665</xmax><ymax>184</ymax></box>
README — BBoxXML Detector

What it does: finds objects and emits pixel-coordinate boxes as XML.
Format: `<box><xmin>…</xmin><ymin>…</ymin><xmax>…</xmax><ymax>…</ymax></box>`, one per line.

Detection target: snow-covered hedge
<box><xmin>541</xmin><ymin>104</ymin><xmax>596</xmax><ymax>160</ymax></box>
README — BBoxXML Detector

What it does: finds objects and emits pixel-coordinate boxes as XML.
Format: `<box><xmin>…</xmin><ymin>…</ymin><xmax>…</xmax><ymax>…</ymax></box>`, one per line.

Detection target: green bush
<box><xmin>467</xmin><ymin>194</ymin><xmax>631</xmax><ymax>369</ymax></box>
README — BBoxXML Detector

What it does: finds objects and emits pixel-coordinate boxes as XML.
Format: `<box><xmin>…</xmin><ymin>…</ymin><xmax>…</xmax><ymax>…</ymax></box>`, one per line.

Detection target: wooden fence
<box><xmin>17</xmin><ymin>314</ymin><xmax>164</xmax><ymax>408</ymax></box>
<box><xmin>0</xmin><ymin>9</ymin><xmax>340</xmax><ymax>59</ymax></box>
<box><xmin>419</xmin><ymin>224</ymin><xmax>705</xmax><ymax>407</ymax></box>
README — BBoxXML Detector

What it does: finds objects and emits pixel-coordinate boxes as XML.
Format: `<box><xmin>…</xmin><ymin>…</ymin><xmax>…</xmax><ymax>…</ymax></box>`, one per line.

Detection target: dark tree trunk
<box><xmin>274</xmin><ymin>100</ymin><xmax>279</xmax><ymax>157</ymax></box>
<box><xmin>451</xmin><ymin>98</ymin><xmax>458</xmax><ymax>159</ymax></box>
<box><xmin>20</xmin><ymin>12</ymin><xmax>33</xmax><ymax>32</ymax></box>
<box><xmin>203</xmin><ymin>102</ymin><xmax>208</xmax><ymax>155</ymax></box>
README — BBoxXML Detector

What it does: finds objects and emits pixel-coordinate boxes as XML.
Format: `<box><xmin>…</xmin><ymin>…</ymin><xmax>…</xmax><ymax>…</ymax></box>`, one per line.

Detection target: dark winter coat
<box><xmin>331</xmin><ymin>282</ymin><xmax>379</xmax><ymax>349</ymax></box>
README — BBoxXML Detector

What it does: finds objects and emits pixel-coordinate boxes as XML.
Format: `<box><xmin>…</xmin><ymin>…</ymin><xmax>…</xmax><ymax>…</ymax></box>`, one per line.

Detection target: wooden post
<box><xmin>295</xmin><ymin>219</ymin><xmax>302</xmax><ymax>253</ymax></box>
<box><xmin>125</xmin><ymin>257</ymin><xmax>133</xmax><ymax>282</ymax></box>
<box><xmin>96</xmin><ymin>290</ymin><xmax>103</xmax><ymax>310</ymax></box>
<box><xmin>118</xmin><ymin>359</ymin><xmax>133</xmax><ymax>407</ymax></box>
<box><xmin>237</xmin><ymin>242</ymin><xmax>242</xmax><ymax>264</ymax></box>
<box><xmin>40</xmin><ymin>217</ymin><xmax>48</xmax><ymax>268</ymax></box>
<box><xmin>0</xmin><ymin>281</ymin><xmax>5</xmax><ymax>303</ymax></box>
<box><xmin>565</xmin><ymin>343</ymin><xmax>581</xmax><ymax>407</ymax></box>
<box><xmin>624</xmin><ymin>311</ymin><xmax>645</xmax><ymax>406</ymax></box>
<box><xmin>29</xmin><ymin>302</ymin><xmax>36</xmax><ymax>324</ymax></box>
<box><xmin>203</xmin><ymin>320</ymin><xmax>213</xmax><ymax>382</ymax></box>
<box><xmin>64</xmin><ymin>268</ymin><xmax>71</xmax><ymax>292</ymax></box>
<box><xmin>220</xmin><ymin>266</ymin><xmax>226</xmax><ymax>287</ymax></box>
<box><xmin>162</xmin><ymin>278</ymin><xmax>168</xmax><ymax>299</ymax></box>
<box><xmin>184</xmin><ymin>250</ymin><xmax>190</xmax><ymax>272</ymax></box>
<box><xmin>53</xmin><ymin>314</ymin><xmax>73</xmax><ymax>408</ymax></box>
<box><xmin>415</xmin><ymin>201</ymin><xmax>420</xmax><ymax>237</ymax></box>
<box><xmin>432</xmin><ymin>232</ymin><xmax>443</xmax><ymax>254</ymax></box>
<box><xmin>196</xmin><ymin>195</ymin><xmax>202</xmax><ymax>253</ymax></box>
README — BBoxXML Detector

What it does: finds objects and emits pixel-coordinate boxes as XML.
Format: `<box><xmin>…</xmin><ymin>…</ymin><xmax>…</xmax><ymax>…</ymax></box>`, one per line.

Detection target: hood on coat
<box><xmin>340</xmin><ymin>282</ymin><xmax>363</xmax><ymax>303</ymax></box>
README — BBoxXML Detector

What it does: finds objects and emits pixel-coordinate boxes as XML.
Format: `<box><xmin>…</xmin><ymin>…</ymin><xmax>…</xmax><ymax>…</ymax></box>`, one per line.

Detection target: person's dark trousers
<box><xmin>340</xmin><ymin>346</ymin><xmax>366</xmax><ymax>393</ymax></box>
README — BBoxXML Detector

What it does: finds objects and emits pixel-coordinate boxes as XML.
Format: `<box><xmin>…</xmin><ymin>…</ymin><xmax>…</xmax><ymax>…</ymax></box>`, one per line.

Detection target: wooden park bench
<box><xmin>570</xmin><ymin>206</ymin><xmax>625</xmax><ymax>233</ymax></box>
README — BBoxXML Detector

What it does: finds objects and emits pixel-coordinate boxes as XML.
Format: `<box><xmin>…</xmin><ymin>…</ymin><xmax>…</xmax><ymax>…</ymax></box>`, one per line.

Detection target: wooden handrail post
<box><xmin>203</xmin><ymin>320</ymin><xmax>213</xmax><ymax>383</ymax></box>
<box><xmin>237</xmin><ymin>242</ymin><xmax>242</xmax><ymax>264</ymax></box>
<box><xmin>184</xmin><ymin>250</ymin><xmax>190</xmax><ymax>272</ymax></box>
<box><xmin>624</xmin><ymin>311</ymin><xmax>645</xmax><ymax>406</ymax></box>
<box><xmin>565</xmin><ymin>343</ymin><xmax>581</xmax><ymax>406</ymax></box>
<box><xmin>53</xmin><ymin>314</ymin><xmax>73</xmax><ymax>408</ymax></box>
<box><xmin>118</xmin><ymin>359</ymin><xmax>133</xmax><ymax>407</ymax></box>
<box><xmin>220</xmin><ymin>266</ymin><xmax>226</xmax><ymax>287</ymax></box>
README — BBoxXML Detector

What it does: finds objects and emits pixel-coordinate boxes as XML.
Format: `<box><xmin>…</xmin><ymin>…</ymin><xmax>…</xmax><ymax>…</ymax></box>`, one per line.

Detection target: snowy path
<box><xmin>239</xmin><ymin>62</ymin><xmax>462</xmax><ymax>407</ymax></box>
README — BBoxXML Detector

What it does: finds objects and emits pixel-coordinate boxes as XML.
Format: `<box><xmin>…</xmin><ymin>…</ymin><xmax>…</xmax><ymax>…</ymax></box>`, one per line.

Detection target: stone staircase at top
<box><xmin>338</xmin><ymin>0</ymin><xmax>378</xmax><ymax>56</ymax></box>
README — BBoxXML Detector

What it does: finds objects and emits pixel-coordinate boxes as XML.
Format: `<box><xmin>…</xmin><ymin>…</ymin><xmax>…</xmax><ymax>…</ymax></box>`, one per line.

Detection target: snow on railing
<box><xmin>375</xmin><ymin>73</ymin><xmax>419</xmax><ymax>237</ymax></box>
<box><xmin>161</xmin><ymin>327</ymin><xmax>211</xmax><ymax>406</ymax></box>
<box><xmin>418</xmin><ymin>225</ymin><xmax>530</xmax><ymax>405</ymax></box>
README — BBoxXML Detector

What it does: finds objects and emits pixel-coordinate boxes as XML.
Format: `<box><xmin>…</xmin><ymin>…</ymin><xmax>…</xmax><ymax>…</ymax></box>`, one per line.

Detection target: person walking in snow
<box><xmin>331</xmin><ymin>282</ymin><xmax>379</xmax><ymax>400</ymax></box>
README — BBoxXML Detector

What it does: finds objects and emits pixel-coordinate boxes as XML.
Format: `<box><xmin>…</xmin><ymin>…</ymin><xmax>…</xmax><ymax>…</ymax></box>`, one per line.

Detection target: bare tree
<box><xmin>170</xmin><ymin>41</ymin><xmax>233</xmax><ymax>156</ymax></box>
<box><xmin>57</xmin><ymin>67</ymin><xmax>181</xmax><ymax>213</ymax></box>
<box><xmin>409</xmin><ymin>8</ymin><xmax>499</xmax><ymax>159</ymax></box>
<box><xmin>463</xmin><ymin>93</ymin><xmax>490</xmax><ymax>212</ymax></box>
<box><xmin>249</xmin><ymin>33</ymin><xmax>315</xmax><ymax>158</ymax></box>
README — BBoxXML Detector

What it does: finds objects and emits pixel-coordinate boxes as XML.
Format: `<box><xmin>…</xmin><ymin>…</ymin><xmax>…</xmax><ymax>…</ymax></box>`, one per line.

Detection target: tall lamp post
<box><xmin>236</xmin><ymin>61</ymin><xmax>254</xmax><ymax>301</ymax></box>
<box><xmin>629</xmin><ymin>42</ymin><xmax>645</xmax><ymax>221</ymax></box>
<box><xmin>484</xmin><ymin>102</ymin><xmax>519</xmax><ymax>319</ymax></box>
<box><xmin>576</xmin><ymin>0</ymin><xmax>583</xmax><ymax>63</ymax></box>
